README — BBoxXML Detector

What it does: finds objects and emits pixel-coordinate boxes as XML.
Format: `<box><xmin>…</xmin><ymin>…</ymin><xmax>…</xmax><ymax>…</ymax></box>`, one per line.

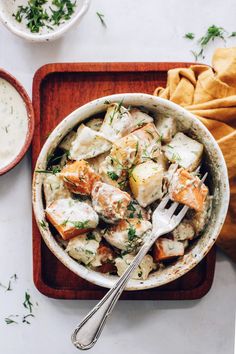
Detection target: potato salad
<box><xmin>40</xmin><ymin>101</ymin><xmax>211</xmax><ymax>280</ymax></box>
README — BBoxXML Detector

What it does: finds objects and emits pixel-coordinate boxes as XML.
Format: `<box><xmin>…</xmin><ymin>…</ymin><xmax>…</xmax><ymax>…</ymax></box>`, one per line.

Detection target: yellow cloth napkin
<box><xmin>154</xmin><ymin>47</ymin><xmax>236</xmax><ymax>261</ymax></box>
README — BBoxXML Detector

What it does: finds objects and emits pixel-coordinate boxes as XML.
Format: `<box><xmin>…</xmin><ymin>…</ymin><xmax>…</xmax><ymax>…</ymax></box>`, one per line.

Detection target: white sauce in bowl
<box><xmin>0</xmin><ymin>78</ymin><xmax>28</xmax><ymax>170</ymax></box>
<box><xmin>0</xmin><ymin>0</ymin><xmax>79</xmax><ymax>36</ymax></box>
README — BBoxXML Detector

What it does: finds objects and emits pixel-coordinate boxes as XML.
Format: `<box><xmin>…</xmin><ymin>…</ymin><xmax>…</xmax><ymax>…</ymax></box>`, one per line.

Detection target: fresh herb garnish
<box><xmin>186</xmin><ymin>25</ymin><xmax>228</xmax><ymax>61</ymax></box>
<box><xmin>184</xmin><ymin>32</ymin><xmax>195</xmax><ymax>40</ymax></box>
<box><xmin>107</xmin><ymin>171</ymin><xmax>119</xmax><ymax>181</ymax></box>
<box><xmin>72</xmin><ymin>220</ymin><xmax>89</xmax><ymax>229</ymax></box>
<box><xmin>87</xmin><ymin>232</ymin><xmax>96</xmax><ymax>240</ymax></box>
<box><xmin>39</xmin><ymin>220</ymin><xmax>47</xmax><ymax>230</ymax></box>
<box><xmin>23</xmin><ymin>292</ymin><xmax>33</xmax><ymax>313</ymax></box>
<box><xmin>35</xmin><ymin>166</ymin><xmax>61</xmax><ymax>174</ymax></box>
<box><xmin>127</xmin><ymin>225</ymin><xmax>137</xmax><ymax>242</ymax></box>
<box><xmin>22</xmin><ymin>314</ymin><xmax>35</xmax><ymax>325</ymax></box>
<box><xmin>229</xmin><ymin>32</ymin><xmax>236</xmax><ymax>37</ymax></box>
<box><xmin>127</xmin><ymin>201</ymin><xmax>136</xmax><ymax>212</ymax></box>
<box><xmin>13</xmin><ymin>0</ymin><xmax>49</xmax><ymax>33</ymax></box>
<box><xmin>96</xmin><ymin>12</ymin><xmax>106</xmax><ymax>27</ymax></box>
<box><xmin>13</xmin><ymin>0</ymin><xmax>77</xmax><ymax>33</ymax></box>
<box><xmin>109</xmin><ymin>98</ymin><xmax>125</xmax><ymax>124</ymax></box>
<box><xmin>5</xmin><ymin>317</ymin><xmax>18</xmax><ymax>325</ymax></box>
<box><xmin>50</xmin><ymin>0</ymin><xmax>76</xmax><ymax>26</ymax></box>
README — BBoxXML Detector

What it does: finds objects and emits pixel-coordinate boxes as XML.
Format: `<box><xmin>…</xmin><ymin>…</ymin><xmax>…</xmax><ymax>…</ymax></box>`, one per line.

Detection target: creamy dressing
<box><xmin>0</xmin><ymin>78</ymin><xmax>28</xmax><ymax>170</ymax></box>
<box><xmin>1</xmin><ymin>0</ymin><xmax>79</xmax><ymax>35</ymax></box>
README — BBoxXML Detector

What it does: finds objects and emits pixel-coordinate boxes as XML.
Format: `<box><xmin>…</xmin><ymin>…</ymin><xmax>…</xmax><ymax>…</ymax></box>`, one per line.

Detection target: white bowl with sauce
<box><xmin>0</xmin><ymin>69</ymin><xmax>34</xmax><ymax>176</ymax></box>
<box><xmin>0</xmin><ymin>0</ymin><xmax>90</xmax><ymax>42</ymax></box>
<box><xmin>32</xmin><ymin>93</ymin><xmax>230</xmax><ymax>291</ymax></box>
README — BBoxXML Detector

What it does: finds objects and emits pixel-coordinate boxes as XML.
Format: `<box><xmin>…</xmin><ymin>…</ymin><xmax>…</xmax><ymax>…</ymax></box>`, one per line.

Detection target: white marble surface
<box><xmin>0</xmin><ymin>0</ymin><xmax>236</xmax><ymax>353</ymax></box>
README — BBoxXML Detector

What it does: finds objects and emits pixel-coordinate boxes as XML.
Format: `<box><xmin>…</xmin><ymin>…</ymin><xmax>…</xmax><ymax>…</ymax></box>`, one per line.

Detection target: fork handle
<box><xmin>71</xmin><ymin>232</ymin><xmax>160</xmax><ymax>350</ymax></box>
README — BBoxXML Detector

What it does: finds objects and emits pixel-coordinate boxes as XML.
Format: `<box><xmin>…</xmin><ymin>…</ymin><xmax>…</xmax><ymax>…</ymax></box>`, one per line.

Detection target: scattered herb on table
<box><xmin>5</xmin><ymin>316</ymin><xmax>18</xmax><ymax>325</ymax></box>
<box><xmin>184</xmin><ymin>32</ymin><xmax>195</xmax><ymax>40</ymax></box>
<box><xmin>22</xmin><ymin>314</ymin><xmax>35</xmax><ymax>325</ymax></box>
<box><xmin>96</xmin><ymin>12</ymin><xmax>106</xmax><ymax>27</ymax></box>
<box><xmin>184</xmin><ymin>25</ymin><xmax>236</xmax><ymax>61</ymax></box>
<box><xmin>23</xmin><ymin>292</ymin><xmax>34</xmax><ymax>313</ymax></box>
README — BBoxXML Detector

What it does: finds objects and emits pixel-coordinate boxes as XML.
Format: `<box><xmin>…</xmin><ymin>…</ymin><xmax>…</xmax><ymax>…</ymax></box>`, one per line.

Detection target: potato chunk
<box><xmin>70</xmin><ymin>124</ymin><xmax>112</xmax><ymax>160</ymax></box>
<box><xmin>169</xmin><ymin>168</ymin><xmax>208</xmax><ymax>212</ymax></box>
<box><xmin>85</xmin><ymin>117</ymin><xmax>103</xmax><ymax>131</ymax></box>
<box><xmin>59</xmin><ymin>130</ymin><xmax>77</xmax><ymax>151</ymax></box>
<box><xmin>155</xmin><ymin>116</ymin><xmax>177</xmax><ymax>143</ymax></box>
<box><xmin>129</xmin><ymin>160</ymin><xmax>164</xmax><ymax>207</ymax></box>
<box><xmin>164</xmin><ymin>132</ymin><xmax>203</xmax><ymax>171</ymax></box>
<box><xmin>46</xmin><ymin>198</ymin><xmax>99</xmax><ymax>240</ymax></box>
<box><xmin>43</xmin><ymin>174</ymin><xmax>71</xmax><ymax>206</ymax></box>
<box><xmin>99</xmin><ymin>155</ymin><xmax>128</xmax><ymax>189</ymax></box>
<box><xmin>91</xmin><ymin>181</ymin><xmax>131</xmax><ymax>223</ymax></box>
<box><xmin>100</xmin><ymin>103</ymin><xmax>133</xmax><ymax>141</ymax></box>
<box><xmin>129</xmin><ymin>108</ymin><xmax>153</xmax><ymax>127</ymax></box>
<box><xmin>173</xmin><ymin>221</ymin><xmax>195</xmax><ymax>241</ymax></box>
<box><xmin>115</xmin><ymin>254</ymin><xmax>155</xmax><ymax>280</ymax></box>
<box><xmin>103</xmin><ymin>218</ymin><xmax>152</xmax><ymax>252</ymax></box>
<box><xmin>60</xmin><ymin>160</ymin><xmax>100</xmax><ymax>195</ymax></box>
<box><xmin>66</xmin><ymin>231</ymin><xmax>101</xmax><ymax>265</ymax></box>
<box><xmin>153</xmin><ymin>238</ymin><xmax>184</xmax><ymax>262</ymax></box>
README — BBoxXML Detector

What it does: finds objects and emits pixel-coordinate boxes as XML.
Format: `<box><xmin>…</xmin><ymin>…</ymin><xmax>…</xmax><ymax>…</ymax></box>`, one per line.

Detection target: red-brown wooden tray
<box><xmin>32</xmin><ymin>62</ymin><xmax>216</xmax><ymax>300</ymax></box>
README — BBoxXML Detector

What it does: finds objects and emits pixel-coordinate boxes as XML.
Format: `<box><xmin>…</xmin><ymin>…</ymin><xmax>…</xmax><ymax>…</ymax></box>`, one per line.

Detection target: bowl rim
<box><xmin>0</xmin><ymin>0</ymin><xmax>90</xmax><ymax>42</ymax></box>
<box><xmin>32</xmin><ymin>93</ymin><xmax>230</xmax><ymax>290</ymax></box>
<box><xmin>0</xmin><ymin>68</ymin><xmax>34</xmax><ymax>176</ymax></box>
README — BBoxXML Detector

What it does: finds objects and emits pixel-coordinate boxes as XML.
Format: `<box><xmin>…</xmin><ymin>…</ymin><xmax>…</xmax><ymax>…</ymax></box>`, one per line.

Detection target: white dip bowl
<box><xmin>32</xmin><ymin>93</ymin><xmax>230</xmax><ymax>290</ymax></box>
<box><xmin>0</xmin><ymin>0</ymin><xmax>90</xmax><ymax>42</ymax></box>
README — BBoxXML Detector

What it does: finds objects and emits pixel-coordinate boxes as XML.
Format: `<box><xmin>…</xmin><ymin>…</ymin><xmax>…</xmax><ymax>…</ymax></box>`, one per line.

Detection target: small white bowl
<box><xmin>0</xmin><ymin>0</ymin><xmax>90</xmax><ymax>42</ymax></box>
<box><xmin>32</xmin><ymin>93</ymin><xmax>230</xmax><ymax>291</ymax></box>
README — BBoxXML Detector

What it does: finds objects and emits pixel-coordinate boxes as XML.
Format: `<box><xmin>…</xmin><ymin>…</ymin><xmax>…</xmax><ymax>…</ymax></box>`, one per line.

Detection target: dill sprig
<box><xmin>96</xmin><ymin>12</ymin><xmax>106</xmax><ymax>27</ymax></box>
<box><xmin>23</xmin><ymin>292</ymin><xmax>33</xmax><ymax>313</ymax></box>
<box><xmin>184</xmin><ymin>32</ymin><xmax>195</xmax><ymax>40</ymax></box>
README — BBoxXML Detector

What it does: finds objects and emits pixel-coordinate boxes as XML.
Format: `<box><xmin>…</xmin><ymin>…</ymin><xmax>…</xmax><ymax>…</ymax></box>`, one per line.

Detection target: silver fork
<box><xmin>71</xmin><ymin>172</ymin><xmax>208</xmax><ymax>350</ymax></box>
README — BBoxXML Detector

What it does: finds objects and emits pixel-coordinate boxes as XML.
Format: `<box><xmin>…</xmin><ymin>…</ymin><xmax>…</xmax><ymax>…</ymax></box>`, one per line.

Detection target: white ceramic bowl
<box><xmin>0</xmin><ymin>0</ymin><xmax>90</xmax><ymax>42</ymax></box>
<box><xmin>32</xmin><ymin>93</ymin><xmax>230</xmax><ymax>290</ymax></box>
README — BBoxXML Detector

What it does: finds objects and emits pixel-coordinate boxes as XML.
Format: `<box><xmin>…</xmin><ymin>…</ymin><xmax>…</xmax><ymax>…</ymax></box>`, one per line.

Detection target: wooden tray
<box><xmin>32</xmin><ymin>62</ymin><xmax>216</xmax><ymax>300</ymax></box>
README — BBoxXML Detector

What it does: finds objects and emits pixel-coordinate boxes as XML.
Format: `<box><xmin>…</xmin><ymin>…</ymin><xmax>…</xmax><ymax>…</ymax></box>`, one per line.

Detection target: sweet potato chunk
<box><xmin>153</xmin><ymin>238</ymin><xmax>184</xmax><ymax>262</ymax></box>
<box><xmin>46</xmin><ymin>198</ymin><xmax>99</xmax><ymax>240</ymax></box>
<box><xmin>60</xmin><ymin>160</ymin><xmax>100</xmax><ymax>195</ymax></box>
<box><xmin>169</xmin><ymin>168</ymin><xmax>208</xmax><ymax>212</ymax></box>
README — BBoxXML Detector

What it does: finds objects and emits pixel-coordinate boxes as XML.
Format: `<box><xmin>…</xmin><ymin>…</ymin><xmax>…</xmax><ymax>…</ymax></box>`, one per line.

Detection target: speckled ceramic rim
<box><xmin>32</xmin><ymin>93</ymin><xmax>230</xmax><ymax>291</ymax></box>
<box><xmin>0</xmin><ymin>68</ymin><xmax>34</xmax><ymax>176</ymax></box>
<box><xmin>0</xmin><ymin>0</ymin><xmax>90</xmax><ymax>42</ymax></box>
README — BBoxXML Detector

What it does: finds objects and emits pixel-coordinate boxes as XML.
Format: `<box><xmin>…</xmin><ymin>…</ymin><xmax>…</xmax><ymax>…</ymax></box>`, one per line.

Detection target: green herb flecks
<box><xmin>13</xmin><ymin>0</ymin><xmax>77</xmax><ymax>33</ymax></box>
<box><xmin>35</xmin><ymin>165</ymin><xmax>61</xmax><ymax>174</ymax></box>
<box><xmin>50</xmin><ymin>0</ymin><xmax>77</xmax><ymax>26</ymax></box>
<box><xmin>186</xmin><ymin>25</ymin><xmax>228</xmax><ymax>61</ymax></box>
<box><xmin>23</xmin><ymin>292</ymin><xmax>33</xmax><ymax>313</ymax></box>
<box><xmin>13</xmin><ymin>0</ymin><xmax>49</xmax><ymax>33</ymax></box>
<box><xmin>39</xmin><ymin>220</ymin><xmax>47</xmax><ymax>230</ymax></box>
<box><xmin>5</xmin><ymin>316</ymin><xmax>18</xmax><ymax>325</ymax></box>
<box><xmin>127</xmin><ymin>225</ymin><xmax>137</xmax><ymax>242</ymax></box>
<box><xmin>109</xmin><ymin>98</ymin><xmax>125</xmax><ymax>124</ymax></box>
<box><xmin>127</xmin><ymin>201</ymin><xmax>136</xmax><ymax>212</ymax></box>
<box><xmin>184</xmin><ymin>32</ymin><xmax>195</xmax><ymax>40</ymax></box>
<box><xmin>22</xmin><ymin>314</ymin><xmax>35</xmax><ymax>325</ymax></box>
<box><xmin>229</xmin><ymin>32</ymin><xmax>236</xmax><ymax>37</ymax></box>
<box><xmin>107</xmin><ymin>171</ymin><xmax>119</xmax><ymax>181</ymax></box>
<box><xmin>72</xmin><ymin>220</ymin><xmax>89</xmax><ymax>229</ymax></box>
<box><xmin>96</xmin><ymin>12</ymin><xmax>106</xmax><ymax>27</ymax></box>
